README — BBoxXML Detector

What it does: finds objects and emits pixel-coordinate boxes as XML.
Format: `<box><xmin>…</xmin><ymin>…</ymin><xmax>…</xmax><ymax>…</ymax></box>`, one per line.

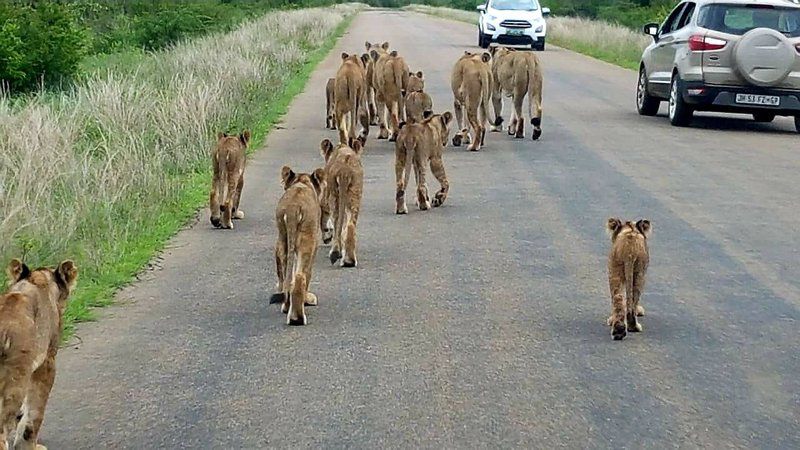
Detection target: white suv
<box><xmin>477</xmin><ymin>0</ymin><xmax>550</xmax><ymax>51</ymax></box>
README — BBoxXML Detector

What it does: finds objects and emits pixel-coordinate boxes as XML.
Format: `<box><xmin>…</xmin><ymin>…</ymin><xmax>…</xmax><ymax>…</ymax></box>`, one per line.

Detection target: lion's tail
<box><xmin>527</xmin><ymin>55</ymin><xmax>543</xmax><ymax>136</ymax></box>
<box><xmin>623</xmin><ymin>258</ymin><xmax>635</xmax><ymax>317</ymax></box>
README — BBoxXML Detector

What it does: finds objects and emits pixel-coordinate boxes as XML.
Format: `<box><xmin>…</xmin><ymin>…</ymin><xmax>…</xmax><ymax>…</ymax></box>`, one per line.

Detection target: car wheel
<box><xmin>478</xmin><ymin>28</ymin><xmax>489</xmax><ymax>49</ymax></box>
<box><xmin>794</xmin><ymin>116</ymin><xmax>800</xmax><ymax>133</ymax></box>
<box><xmin>636</xmin><ymin>67</ymin><xmax>660</xmax><ymax>116</ymax></box>
<box><xmin>753</xmin><ymin>112</ymin><xmax>776</xmax><ymax>123</ymax></box>
<box><xmin>532</xmin><ymin>39</ymin><xmax>545</xmax><ymax>51</ymax></box>
<box><xmin>668</xmin><ymin>73</ymin><xmax>693</xmax><ymax>127</ymax></box>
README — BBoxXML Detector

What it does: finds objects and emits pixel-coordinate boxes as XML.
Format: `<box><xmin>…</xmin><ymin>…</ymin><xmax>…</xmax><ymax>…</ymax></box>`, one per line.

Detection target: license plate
<box><xmin>507</xmin><ymin>29</ymin><xmax>524</xmax><ymax>36</ymax></box>
<box><xmin>735</xmin><ymin>94</ymin><xmax>780</xmax><ymax>106</ymax></box>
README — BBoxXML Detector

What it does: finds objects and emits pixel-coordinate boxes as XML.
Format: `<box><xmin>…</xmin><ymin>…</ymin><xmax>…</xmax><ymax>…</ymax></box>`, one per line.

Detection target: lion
<box><xmin>270</xmin><ymin>166</ymin><xmax>327</xmax><ymax>326</ymax></box>
<box><xmin>451</xmin><ymin>51</ymin><xmax>493</xmax><ymax>151</ymax></box>
<box><xmin>210</xmin><ymin>130</ymin><xmax>250</xmax><ymax>229</ymax></box>
<box><xmin>405</xmin><ymin>71</ymin><xmax>433</xmax><ymax>124</ymax></box>
<box><xmin>325</xmin><ymin>77</ymin><xmax>336</xmax><ymax>130</ymax></box>
<box><xmin>394</xmin><ymin>111</ymin><xmax>453</xmax><ymax>214</ymax></box>
<box><xmin>489</xmin><ymin>46</ymin><xmax>543</xmax><ymax>140</ymax></box>
<box><xmin>370</xmin><ymin>47</ymin><xmax>409</xmax><ymax>141</ymax></box>
<box><xmin>319</xmin><ymin>138</ymin><xmax>364</xmax><ymax>267</ymax></box>
<box><xmin>364</xmin><ymin>41</ymin><xmax>389</xmax><ymax>125</ymax></box>
<box><xmin>334</xmin><ymin>52</ymin><xmax>370</xmax><ymax>146</ymax></box>
<box><xmin>605</xmin><ymin>218</ymin><xmax>651</xmax><ymax>341</ymax></box>
<box><xmin>1</xmin><ymin>258</ymin><xmax>78</xmax><ymax>450</ymax></box>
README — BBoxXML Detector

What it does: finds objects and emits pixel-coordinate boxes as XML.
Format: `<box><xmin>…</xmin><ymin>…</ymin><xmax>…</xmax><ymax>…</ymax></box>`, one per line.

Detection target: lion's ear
<box><xmin>390</xmin><ymin>50</ymin><xmax>398</xmax><ymax>57</ymax></box>
<box><xmin>6</xmin><ymin>259</ymin><xmax>30</xmax><ymax>285</ymax></box>
<box><xmin>280</xmin><ymin>166</ymin><xmax>295</xmax><ymax>189</ymax></box>
<box><xmin>56</xmin><ymin>260</ymin><xmax>78</xmax><ymax>292</ymax></box>
<box><xmin>606</xmin><ymin>218</ymin><xmax>623</xmax><ymax>239</ymax></box>
<box><xmin>341</xmin><ymin>52</ymin><xmax>349</xmax><ymax>60</ymax></box>
<box><xmin>442</xmin><ymin>111</ymin><xmax>453</xmax><ymax>124</ymax></box>
<box><xmin>320</xmin><ymin>139</ymin><xmax>335</xmax><ymax>161</ymax></box>
<box><xmin>364</xmin><ymin>41</ymin><xmax>371</xmax><ymax>50</ymax></box>
<box><xmin>311</xmin><ymin>168</ymin><xmax>326</xmax><ymax>193</ymax></box>
<box><xmin>416</xmin><ymin>71</ymin><xmax>423</xmax><ymax>79</ymax></box>
<box><xmin>351</xmin><ymin>138</ymin><xmax>364</xmax><ymax>155</ymax></box>
<box><xmin>381</xmin><ymin>41</ymin><xmax>390</xmax><ymax>50</ymax></box>
<box><xmin>636</xmin><ymin>219</ymin><xmax>652</xmax><ymax>238</ymax></box>
<box><xmin>217</xmin><ymin>132</ymin><xmax>226</xmax><ymax>140</ymax></box>
<box><xmin>370</xmin><ymin>49</ymin><xmax>379</xmax><ymax>62</ymax></box>
<box><xmin>422</xmin><ymin>110</ymin><xmax>434</xmax><ymax>120</ymax></box>
<box><xmin>481</xmin><ymin>52</ymin><xmax>491</xmax><ymax>63</ymax></box>
<box><xmin>239</xmin><ymin>130</ymin><xmax>251</xmax><ymax>146</ymax></box>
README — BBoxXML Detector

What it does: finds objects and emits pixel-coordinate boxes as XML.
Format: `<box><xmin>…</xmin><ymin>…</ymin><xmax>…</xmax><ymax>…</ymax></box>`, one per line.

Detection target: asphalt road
<box><xmin>42</xmin><ymin>10</ymin><xmax>800</xmax><ymax>448</ymax></box>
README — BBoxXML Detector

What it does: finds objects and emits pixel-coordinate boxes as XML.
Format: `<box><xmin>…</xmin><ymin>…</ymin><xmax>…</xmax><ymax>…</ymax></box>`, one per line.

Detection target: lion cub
<box><xmin>405</xmin><ymin>71</ymin><xmax>433</xmax><ymax>124</ymax></box>
<box><xmin>270</xmin><ymin>166</ymin><xmax>326</xmax><ymax>326</ymax></box>
<box><xmin>210</xmin><ymin>130</ymin><xmax>250</xmax><ymax>229</ymax></box>
<box><xmin>606</xmin><ymin>218</ymin><xmax>651</xmax><ymax>341</ymax></box>
<box><xmin>1</xmin><ymin>258</ymin><xmax>78</xmax><ymax>450</ymax></box>
<box><xmin>320</xmin><ymin>138</ymin><xmax>364</xmax><ymax>268</ymax></box>
<box><xmin>395</xmin><ymin>111</ymin><xmax>453</xmax><ymax>214</ymax></box>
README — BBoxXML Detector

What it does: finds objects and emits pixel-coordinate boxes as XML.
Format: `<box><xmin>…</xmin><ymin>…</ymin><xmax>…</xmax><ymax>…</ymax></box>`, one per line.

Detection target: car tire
<box><xmin>532</xmin><ymin>39</ymin><xmax>545</xmax><ymax>51</ymax></box>
<box><xmin>636</xmin><ymin>67</ymin><xmax>660</xmax><ymax>116</ymax></box>
<box><xmin>668</xmin><ymin>73</ymin><xmax>693</xmax><ymax>127</ymax></box>
<box><xmin>478</xmin><ymin>29</ymin><xmax>490</xmax><ymax>49</ymax></box>
<box><xmin>794</xmin><ymin>116</ymin><xmax>800</xmax><ymax>133</ymax></box>
<box><xmin>753</xmin><ymin>112</ymin><xmax>776</xmax><ymax>123</ymax></box>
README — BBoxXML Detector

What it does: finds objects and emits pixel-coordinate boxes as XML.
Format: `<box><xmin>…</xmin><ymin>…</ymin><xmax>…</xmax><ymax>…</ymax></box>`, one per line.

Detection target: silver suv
<box><xmin>637</xmin><ymin>0</ymin><xmax>800</xmax><ymax>131</ymax></box>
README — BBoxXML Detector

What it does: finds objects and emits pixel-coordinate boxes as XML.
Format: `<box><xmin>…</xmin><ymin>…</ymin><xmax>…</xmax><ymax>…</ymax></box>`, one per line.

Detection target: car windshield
<box><xmin>490</xmin><ymin>0</ymin><xmax>539</xmax><ymax>12</ymax></box>
<box><xmin>698</xmin><ymin>4</ymin><xmax>800</xmax><ymax>37</ymax></box>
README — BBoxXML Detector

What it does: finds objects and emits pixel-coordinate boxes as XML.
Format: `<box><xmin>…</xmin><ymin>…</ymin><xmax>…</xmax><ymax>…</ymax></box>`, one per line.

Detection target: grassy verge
<box><xmin>402</xmin><ymin>4</ymin><xmax>648</xmax><ymax>71</ymax></box>
<box><xmin>0</xmin><ymin>4</ymin><xmax>362</xmax><ymax>340</ymax></box>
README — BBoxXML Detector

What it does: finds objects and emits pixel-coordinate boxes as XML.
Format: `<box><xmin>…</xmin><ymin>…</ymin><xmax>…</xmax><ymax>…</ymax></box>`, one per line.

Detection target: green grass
<box><xmin>547</xmin><ymin>37</ymin><xmax>640</xmax><ymax>70</ymax></box>
<box><xmin>58</xmin><ymin>14</ymin><xmax>355</xmax><ymax>341</ymax></box>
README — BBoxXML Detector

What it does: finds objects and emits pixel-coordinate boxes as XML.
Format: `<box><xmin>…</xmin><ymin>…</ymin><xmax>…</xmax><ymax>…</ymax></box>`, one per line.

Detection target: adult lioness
<box><xmin>325</xmin><ymin>77</ymin><xmax>336</xmax><ymax>130</ymax></box>
<box><xmin>271</xmin><ymin>166</ymin><xmax>326</xmax><ymax>326</ymax></box>
<box><xmin>395</xmin><ymin>111</ymin><xmax>454</xmax><ymax>214</ymax></box>
<box><xmin>319</xmin><ymin>139</ymin><xmax>364</xmax><ymax>268</ymax></box>
<box><xmin>334</xmin><ymin>52</ymin><xmax>370</xmax><ymax>145</ymax></box>
<box><xmin>371</xmin><ymin>48</ymin><xmax>409</xmax><ymax>141</ymax></box>
<box><xmin>490</xmin><ymin>46</ymin><xmax>543</xmax><ymax>140</ymax></box>
<box><xmin>210</xmin><ymin>130</ymin><xmax>250</xmax><ymax>229</ymax></box>
<box><xmin>1</xmin><ymin>258</ymin><xmax>78</xmax><ymax>450</ymax></box>
<box><xmin>451</xmin><ymin>51</ymin><xmax>493</xmax><ymax>151</ymax></box>
<box><xmin>405</xmin><ymin>71</ymin><xmax>433</xmax><ymax>124</ymax></box>
<box><xmin>364</xmin><ymin>41</ymin><xmax>389</xmax><ymax>125</ymax></box>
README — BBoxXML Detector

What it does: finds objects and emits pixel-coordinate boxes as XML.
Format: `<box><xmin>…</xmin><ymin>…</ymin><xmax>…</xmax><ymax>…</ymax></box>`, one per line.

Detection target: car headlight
<box><xmin>487</xmin><ymin>23</ymin><xmax>496</xmax><ymax>31</ymax></box>
<box><xmin>535</xmin><ymin>25</ymin><xmax>543</xmax><ymax>33</ymax></box>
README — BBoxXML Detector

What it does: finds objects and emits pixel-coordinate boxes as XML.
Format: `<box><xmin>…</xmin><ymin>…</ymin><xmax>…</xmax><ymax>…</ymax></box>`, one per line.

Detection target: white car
<box><xmin>477</xmin><ymin>0</ymin><xmax>550</xmax><ymax>50</ymax></box>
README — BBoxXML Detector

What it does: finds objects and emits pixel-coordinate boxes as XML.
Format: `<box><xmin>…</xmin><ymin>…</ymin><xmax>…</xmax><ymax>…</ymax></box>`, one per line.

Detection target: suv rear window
<box><xmin>698</xmin><ymin>4</ymin><xmax>800</xmax><ymax>36</ymax></box>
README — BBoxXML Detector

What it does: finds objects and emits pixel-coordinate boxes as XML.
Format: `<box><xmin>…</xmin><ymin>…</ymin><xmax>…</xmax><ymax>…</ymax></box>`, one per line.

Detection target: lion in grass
<box><xmin>404</xmin><ymin>71</ymin><xmax>433</xmax><ymax>124</ymax></box>
<box><xmin>1</xmin><ymin>258</ymin><xmax>78</xmax><ymax>450</ymax></box>
<box><xmin>270</xmin><ymin>166</ymin><xmax>327</xmax><ymax>326</ymax></box>
<box><xmin>606</xmin><ymin>218</ymin><xmax>651</xmax><ymax>341</ymax></box>
<box><xmin>334</xmin><ymin>53</ymin><xmax>370</xmax><ymax>146</ymax></box>
<box><xmin>325</xmin><ymin>77</ymin><xmax>336</xmax><ymax>130</ymax></box>
<box><xmin>319</xmin><ymin>138</ymin><xmax>364</xmax><ymax>268</ymax></box>
<box><xmin>490</xmin><ymin>46</ymin><xmax>543</xmax><ymax>140</ymax></box>
<box><xmin>394</xmin><ymin>111</ymin><xmax>454</xmax><ymax>214</ymax></box>
<box><xmin>210</xmin><ymin>130</ymin><xmax>250</xmax><ymax>230</ymax></box>
<box><xmin>451</xmin><ymin>51</ymin><xmax>493</xmax><ymax>151</ymax></box>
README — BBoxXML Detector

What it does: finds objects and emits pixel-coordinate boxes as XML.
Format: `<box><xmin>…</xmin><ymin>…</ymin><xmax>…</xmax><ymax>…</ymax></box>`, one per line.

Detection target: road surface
<box><xmin>42</xmin><ymin>10</ymin><xmax>800</xmax><ymax>448</ymax></box>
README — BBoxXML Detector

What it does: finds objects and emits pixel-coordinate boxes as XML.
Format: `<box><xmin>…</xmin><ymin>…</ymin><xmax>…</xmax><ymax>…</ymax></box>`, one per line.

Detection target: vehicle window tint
<box><xmin>661</xmin><ymin>3</ymin><xmax>687</xmax><ymax>34</ymax></box>
<box><xmin>698</xmin><ymin>4</ymin><xmax>800</xmax><ymax>37</ymax></box>
<box><xmin>676</xmin><ymin>2</ymin><xmax>696</xmax><ymax>30</ymax></box>
<box><xmin>490</xmin><ymin>0</ymin><xmax>539</xmax><ymax>11</ymax></box>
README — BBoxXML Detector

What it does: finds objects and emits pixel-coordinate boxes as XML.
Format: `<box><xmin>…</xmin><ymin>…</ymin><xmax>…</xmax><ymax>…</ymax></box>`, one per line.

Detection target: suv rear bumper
<box><xmin>682</xmin><ymin>82</ymin><xmax>800</xmax><ymax>116</ymax></box>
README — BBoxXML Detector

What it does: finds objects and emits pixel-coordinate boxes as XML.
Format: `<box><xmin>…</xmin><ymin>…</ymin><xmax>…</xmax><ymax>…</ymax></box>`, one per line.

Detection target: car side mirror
<box><xmin>542</xmin><ymin>7</ymin><xmax>551</xmax><ymax>17</ymax></box>
<box><xmin>643</xmin><ymin>22</ymin><xmax>659</xmax><ymax>40</ymax></box>
<box><xmin>477</xmin><ymin>4</ymin><xmax>485</xmax><ymax>13</ymax></box>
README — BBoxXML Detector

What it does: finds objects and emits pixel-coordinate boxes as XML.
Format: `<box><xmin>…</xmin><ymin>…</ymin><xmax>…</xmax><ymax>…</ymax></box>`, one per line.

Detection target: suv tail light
<box><xmin>688</xmin><ymin>34</ymin><xmax>727</xmax><ymax>51</ymax></box>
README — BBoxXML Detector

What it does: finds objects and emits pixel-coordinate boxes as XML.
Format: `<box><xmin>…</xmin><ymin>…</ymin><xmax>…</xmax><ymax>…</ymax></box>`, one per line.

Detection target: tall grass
<box><xmin>403</xmin><ymin>4</ymin><xmax>650</xmax><ymax>70</ymax></box>
<box><xmin>0</xmin><ymin>3</ymin><xmax>363</xmax><ymax>336</ymax></box>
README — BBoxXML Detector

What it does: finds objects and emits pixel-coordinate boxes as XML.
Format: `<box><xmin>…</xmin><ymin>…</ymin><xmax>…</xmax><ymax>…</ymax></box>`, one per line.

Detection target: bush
<box><xmin>0</xmin><ymin>2</ymin><xmax>88</xmax><ymax>93</ymax></box>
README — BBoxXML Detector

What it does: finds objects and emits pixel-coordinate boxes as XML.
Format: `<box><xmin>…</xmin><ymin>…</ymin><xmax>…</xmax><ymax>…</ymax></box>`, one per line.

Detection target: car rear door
<box><xmin>650</xmin><ymin>2</ymin><xmax>689</xmax><ymax>95</ymax></box>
